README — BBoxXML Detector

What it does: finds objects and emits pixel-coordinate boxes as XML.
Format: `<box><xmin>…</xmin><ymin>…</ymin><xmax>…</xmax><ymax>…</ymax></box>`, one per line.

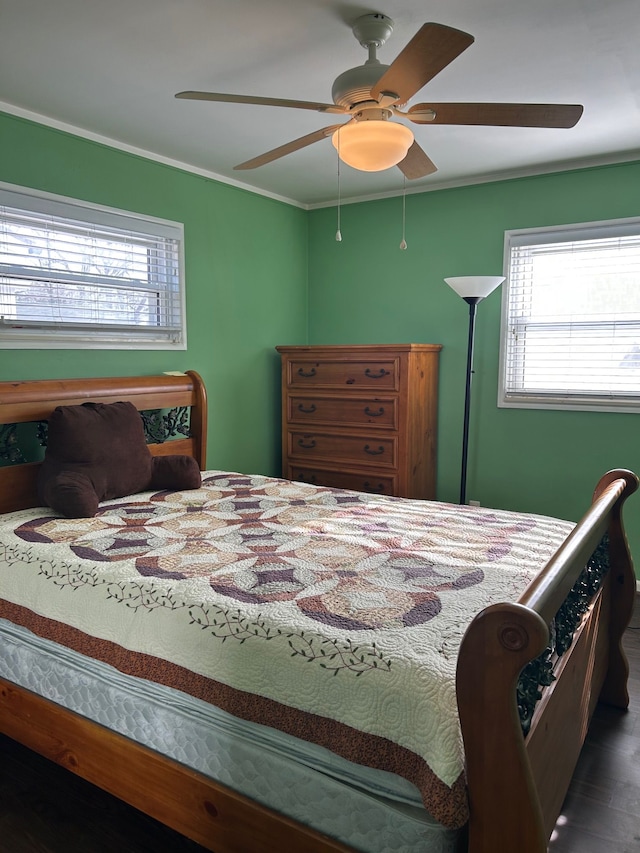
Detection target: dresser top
<box><xmin>276</xmin><ymin>343</ymin><xmax>442</xmax><ymax>354</ymax></box>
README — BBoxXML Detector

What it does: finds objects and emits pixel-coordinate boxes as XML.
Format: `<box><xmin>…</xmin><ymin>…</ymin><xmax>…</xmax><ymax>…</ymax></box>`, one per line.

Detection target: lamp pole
<box><xmin>459</xmin><ymin>296</ymin><xmax>481</xmax><ymax>506</ymax></box>
<box><xmin>444</xmin><ymin>276</ymin><xmax>505</xmax><ymax>505</ymax></box>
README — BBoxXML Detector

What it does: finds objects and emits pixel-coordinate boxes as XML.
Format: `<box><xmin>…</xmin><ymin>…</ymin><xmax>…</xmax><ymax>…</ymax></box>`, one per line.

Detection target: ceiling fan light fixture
<box><xmin>332</xmin><ymin>121</ymin><xmax>414</xmax><ymax>172</ymax></box>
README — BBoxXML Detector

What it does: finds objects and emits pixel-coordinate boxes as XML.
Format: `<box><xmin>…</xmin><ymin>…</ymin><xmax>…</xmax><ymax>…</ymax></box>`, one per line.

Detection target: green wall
<box><xmin>0</xmin><ymin>111</ymin><xmax>308</xmax><ymax>475</ymax></box>
<box><xmin>307</xmin><ymin>162</ymin><xmax>640</xmax><ymax>572</ymax></box>
<box><xmin>2</xmin><ymin>109</ymin><xmax>639</xmax><ymax>575</ymax></box>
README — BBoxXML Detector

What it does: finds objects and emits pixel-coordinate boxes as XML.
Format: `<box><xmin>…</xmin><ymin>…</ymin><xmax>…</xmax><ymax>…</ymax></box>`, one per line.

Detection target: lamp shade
<box><xmin>444</xmin><ymin>276</ymin><xmax>505</xmax><ymax>299</ymax></box>
<box><xmin>332</xmin><ymin>121</ymin><xmax>414</xmax><ymax>172</ymax></box>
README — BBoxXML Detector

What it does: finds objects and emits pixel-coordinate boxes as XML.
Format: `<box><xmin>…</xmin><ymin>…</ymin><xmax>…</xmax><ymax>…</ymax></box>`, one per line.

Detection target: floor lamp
<box><xmin>444</xmin><ymin>276</ymin><xmax>505</xmax><ymax>505</ymax></box>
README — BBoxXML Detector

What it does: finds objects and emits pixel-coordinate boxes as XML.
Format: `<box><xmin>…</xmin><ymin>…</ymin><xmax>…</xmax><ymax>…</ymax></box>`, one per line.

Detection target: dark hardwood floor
<box><xmin>1</xmin><ymin>599</ymin><xmax>638</xmax><ymax>853</ymax></box>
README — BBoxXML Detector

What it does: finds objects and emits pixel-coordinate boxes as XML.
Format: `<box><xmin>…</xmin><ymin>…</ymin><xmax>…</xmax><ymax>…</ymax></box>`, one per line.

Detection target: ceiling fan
<box><xmin>175</xmin><ymin>13</ymin><xmax>583</xmax><ymax>179</ymax></box>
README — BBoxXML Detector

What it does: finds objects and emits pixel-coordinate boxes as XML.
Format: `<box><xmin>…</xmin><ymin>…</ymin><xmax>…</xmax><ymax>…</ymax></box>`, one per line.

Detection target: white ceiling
<box><xmin>1</xmin><ymin>0</ymin><xmax>639</xmax><ymax>207</ymax></box>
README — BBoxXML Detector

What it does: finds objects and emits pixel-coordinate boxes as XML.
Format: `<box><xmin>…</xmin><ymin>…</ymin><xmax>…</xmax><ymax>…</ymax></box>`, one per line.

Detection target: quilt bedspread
<box><xmin>0</xmin><ymin>471</ymin><xmax>575</xmax><ymax>828</ymax></box>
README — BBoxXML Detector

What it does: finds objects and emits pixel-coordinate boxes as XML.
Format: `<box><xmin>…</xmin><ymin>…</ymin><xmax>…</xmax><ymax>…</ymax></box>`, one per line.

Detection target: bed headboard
<box><xmin>0</xmin><ymin>371</ymin><xmax>207</xmax><ymax>514</ymax></box>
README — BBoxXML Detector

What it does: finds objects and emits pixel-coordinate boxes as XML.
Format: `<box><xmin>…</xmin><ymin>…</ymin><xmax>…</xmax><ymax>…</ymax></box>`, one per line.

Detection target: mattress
<box><xmin>0</xmin><ymin>470</ymin><xmax>576</xmax><ymax>831</ymax></box>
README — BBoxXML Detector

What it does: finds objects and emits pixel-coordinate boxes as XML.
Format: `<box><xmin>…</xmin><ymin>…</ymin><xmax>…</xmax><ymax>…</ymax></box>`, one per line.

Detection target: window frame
<box><xmin>498</xmin><ymin>216</ymin><xmax>640</xmax><ymax>414</ymax></box>
<box><xmin>0</xmin><ymin>182</ymin><xmax>187</xmax><ymax>350</ymax></box>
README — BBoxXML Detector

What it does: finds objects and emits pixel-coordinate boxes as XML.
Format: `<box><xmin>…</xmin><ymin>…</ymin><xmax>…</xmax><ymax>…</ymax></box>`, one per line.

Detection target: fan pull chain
<box><xmin>335</xmin><ymin>129</ymin><xmax>342</xmax><ymax>242</ymax></box>
<box><xmin>399</xmin><ymin>176</ymin><xmax>407</xmax><ymax>250</ymax></box>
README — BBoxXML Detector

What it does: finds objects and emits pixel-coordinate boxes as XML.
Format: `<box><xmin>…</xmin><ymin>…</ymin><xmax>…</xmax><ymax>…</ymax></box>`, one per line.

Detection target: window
<box><xmin>499</xmin><ymin>217</ymin><xmax>640</xmax><ymax>412</ymax></box>
<box><xmin>0</xmin><ymin>183</ymin><xmax>185</xmax><ymax>349</ymax></box>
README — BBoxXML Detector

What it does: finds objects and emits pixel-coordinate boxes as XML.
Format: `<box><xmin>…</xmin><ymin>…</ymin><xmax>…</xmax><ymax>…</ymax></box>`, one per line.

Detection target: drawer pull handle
<box><xmin>298</xmin><ymin>438</ymin><xmax>316</xmax><ymax>449</ymax></box>
<box><xmin>364</xmin><ymin>444</ymin><xmax>385</xmax><ymax>456</ymax></box>
<box><xmin>364</xmin><ymin>406</ymin><xmax>385</xmax><ymax>417</ymax></box>
<box><xmin>297</xmin><ymin>367</ymin><xmax>317</xmax><ymax>378</ymax></box>
<box><xmin>365</xmin><ymin>368</ymin><xmax>390</xmax><ymax>380</ymax></box>
<box><xmin>298</xmin><ymin>403</ymin><xmax>317</xmax><ymax>414</ymax></box>
<box><xmin>363</xmin><ymin>481</ymin><xmax>385</xmax><ymax>493</ymax></box>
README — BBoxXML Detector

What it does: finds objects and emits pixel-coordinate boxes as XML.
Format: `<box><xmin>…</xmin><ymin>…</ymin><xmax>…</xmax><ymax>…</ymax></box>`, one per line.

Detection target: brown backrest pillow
<box><xmin>38</xmin><ymin>400</ymin><xmax>201</xmax><ymax>518</ymax></box>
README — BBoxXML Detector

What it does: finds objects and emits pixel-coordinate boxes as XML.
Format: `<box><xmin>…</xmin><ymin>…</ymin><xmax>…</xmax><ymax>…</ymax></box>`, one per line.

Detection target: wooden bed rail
<box><xmin>456</xmin><ymin>468</ymin><xmax>638</xmax><ymax>853</ymax></box>
<box><xmin>0</xmin><ymin>679</ymin><xmax>353</xmax><ymax>853</ymax></box>
<box><xmin>519</xmin><ymin>470</ymin><xmax>638</xmax><ymax>624</ymax></box>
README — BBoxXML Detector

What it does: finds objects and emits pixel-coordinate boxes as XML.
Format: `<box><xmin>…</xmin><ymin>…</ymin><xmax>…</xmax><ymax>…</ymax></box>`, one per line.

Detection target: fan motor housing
<box><xmin>331</xmin><ymin>63</ymin><xmax>390</xmax><ymax>109</ymax></box>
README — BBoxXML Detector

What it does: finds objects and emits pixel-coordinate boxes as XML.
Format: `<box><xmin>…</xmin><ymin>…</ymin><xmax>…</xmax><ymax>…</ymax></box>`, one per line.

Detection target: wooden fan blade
<box><xmin>397</xmin><ymin>141</ymin><xmax>438</xmax><ymax>180</ymax></box>
<box><xmin>234</xmin><ymin>124</ymin><xmax>346</xmax><ymax>170</ymax></box>
<box><xmin>371</xmin><ymin>23</ymin><xmax>474</xmax><ymax>105</ymax></box>
<box><xmin>408</xmin><ymin>102</ymin><xmax>584</xmax><ymax>128</ymax></box>
<box><xmin>175</xmin><ymin>91</ymin><xmax>346</xmax><ymax>115</ymax></box>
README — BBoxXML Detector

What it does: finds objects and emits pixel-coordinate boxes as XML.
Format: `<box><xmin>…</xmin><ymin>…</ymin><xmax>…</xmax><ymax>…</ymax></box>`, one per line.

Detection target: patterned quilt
<box><xmin>0</xmin><ymin>471</ymin><xmax>575</xmax><ymax>828</ymax></box>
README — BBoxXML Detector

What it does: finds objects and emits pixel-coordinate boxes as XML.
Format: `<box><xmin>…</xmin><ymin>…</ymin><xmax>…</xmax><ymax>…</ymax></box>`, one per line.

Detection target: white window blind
<box><xmin>500</xmin><ymin>217</ymin><xmax>640</xmax><ymax>412</ymax></box>
<box><xmin>0</xmin><ymin>184</ymin><xmax>186</xmax><ymax>349</ymax></box>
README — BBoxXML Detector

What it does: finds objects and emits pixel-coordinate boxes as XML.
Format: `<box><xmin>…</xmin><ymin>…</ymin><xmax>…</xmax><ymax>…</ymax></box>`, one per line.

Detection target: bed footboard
<box><xmin>456</xmin><ymin>469</ymin><xmax>638</xmax><ymax>853</ymax></box>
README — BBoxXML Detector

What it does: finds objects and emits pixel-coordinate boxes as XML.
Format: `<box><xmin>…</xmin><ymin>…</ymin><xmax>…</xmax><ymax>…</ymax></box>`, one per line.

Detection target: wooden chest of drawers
<box><xmin>275</xmin><ymin>344</ymin><xmax>441</xmax><ymax>499</ymax></box>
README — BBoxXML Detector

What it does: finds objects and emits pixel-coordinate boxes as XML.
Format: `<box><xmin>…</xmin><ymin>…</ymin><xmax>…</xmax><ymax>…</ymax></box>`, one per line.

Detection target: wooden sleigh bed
<box><xmin>0</xmin><ymin>369</ymin><xmax>637</xmax><ymax>853</ymax></box>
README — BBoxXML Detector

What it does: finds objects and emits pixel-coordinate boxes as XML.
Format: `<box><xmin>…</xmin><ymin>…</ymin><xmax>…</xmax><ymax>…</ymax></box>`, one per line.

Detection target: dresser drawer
<box><xmin>288</xmin><ymin>466</ymin><xmax>397</xmax><ymax>496</ymax></box>
<box><xmin>287</xmin><ymin>430</ymin><xmax>397</xmax><ymax>468</ymax></box>
<box><xmin>286</xmin><ymin>358</ymin><xmax>399</xmax><ymax>390</ymax></box>
<box><xmin>287</xmin><ymin>394</ymin><xmax>398</xmax><ymax>429</ymax></box>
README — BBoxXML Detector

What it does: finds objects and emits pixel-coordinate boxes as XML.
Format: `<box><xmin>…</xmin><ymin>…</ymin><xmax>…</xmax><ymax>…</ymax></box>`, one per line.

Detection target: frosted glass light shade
<box><xmin>444</xmin><ymin>276</ymin><xmax>505</xmax><ymax>299</ymax></box>
<box><xmin>332</xmin><ymin>121</ymin><xmax>414</xmax><ymax>172</ymax></box>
